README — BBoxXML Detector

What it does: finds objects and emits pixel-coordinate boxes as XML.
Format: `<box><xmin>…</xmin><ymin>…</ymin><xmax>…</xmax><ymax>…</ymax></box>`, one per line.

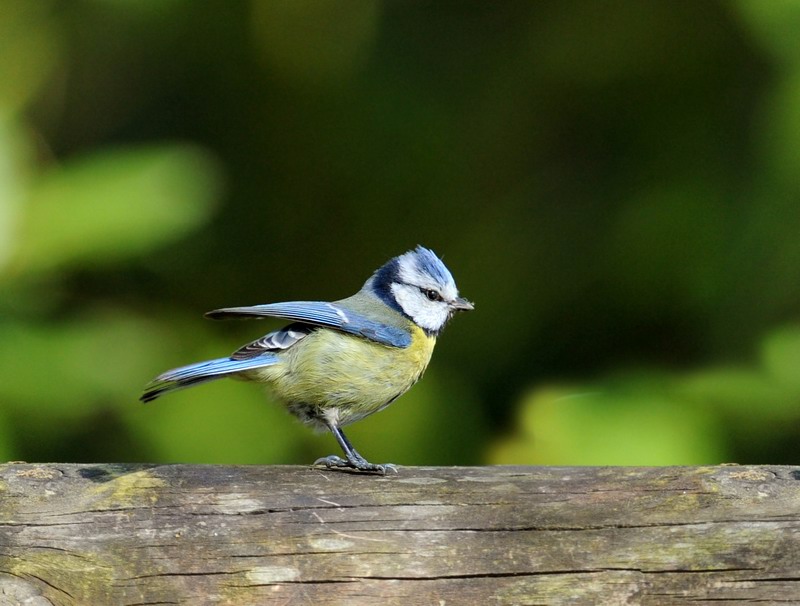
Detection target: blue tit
<box><xmin>140</xmin><ymin>246</ymin><xmax>473</xmax><ymax>474</ymax></box>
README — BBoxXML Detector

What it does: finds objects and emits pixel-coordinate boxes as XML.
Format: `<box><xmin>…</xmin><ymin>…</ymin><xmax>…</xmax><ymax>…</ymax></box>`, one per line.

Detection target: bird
<box><xmin>140</xmin><ymin>246</ymin><xmax>473</xmax><ymax>474</ymax></box>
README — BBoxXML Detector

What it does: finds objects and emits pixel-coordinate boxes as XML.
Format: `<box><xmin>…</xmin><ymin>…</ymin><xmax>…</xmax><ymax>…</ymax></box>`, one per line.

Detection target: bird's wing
<box><xmin>231</xmin><ymin>322</ymin><xmax>314</xmax><ymax>360</ymax></box>
<box><xmin>206</xmin><ymin>301</ymin><xmax>411</xmax><ymax>348</ymax></box>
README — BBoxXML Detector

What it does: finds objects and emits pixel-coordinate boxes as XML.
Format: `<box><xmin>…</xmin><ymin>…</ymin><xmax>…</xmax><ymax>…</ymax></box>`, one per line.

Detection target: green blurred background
<box><xmin>2</xmin><ymin>0</ymin><xmax>800</xmax><ymax>467</ymax></box>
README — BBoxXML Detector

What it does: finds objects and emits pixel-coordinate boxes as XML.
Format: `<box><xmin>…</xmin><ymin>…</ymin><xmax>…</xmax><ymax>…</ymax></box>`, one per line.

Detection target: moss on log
<box><xmin>1</xmin><ymin>464</ymin><xmax>799</xmax><ymax>605</ymax></box>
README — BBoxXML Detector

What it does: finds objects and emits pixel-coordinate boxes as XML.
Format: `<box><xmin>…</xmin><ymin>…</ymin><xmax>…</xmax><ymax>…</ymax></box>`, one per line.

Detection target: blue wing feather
<box><xmin>140</xmin><ymin>353</ymin><xmax>278</xmax><ymax>403</ymax></box>
<box><xmin>205</xmin><ymin>302</ymin><xmax>411</xmax><ymax>348</ymax></box>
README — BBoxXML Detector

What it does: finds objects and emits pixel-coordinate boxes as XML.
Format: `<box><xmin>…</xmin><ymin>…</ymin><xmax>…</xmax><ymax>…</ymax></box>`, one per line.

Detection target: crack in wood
<box><xmin>225</xmin><ymin>579</ymin><xmax>359</xmax><ymax>587</ymax></box>
<box><xmin>732</xmin><ymin>577</ymin><xmax>800</xmax><ymax>583</ymax></box>
<box><xmin>26</xmin><ymin>573</ymin><xmax>75</xmax><ymax>600</ymax></box>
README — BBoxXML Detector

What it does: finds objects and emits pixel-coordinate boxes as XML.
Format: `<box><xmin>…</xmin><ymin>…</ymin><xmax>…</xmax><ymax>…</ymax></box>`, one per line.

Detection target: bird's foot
<box><xmin>313</xmin><ymin>455</ymin><xmax>398</xmax><ymax>475</ymax></box>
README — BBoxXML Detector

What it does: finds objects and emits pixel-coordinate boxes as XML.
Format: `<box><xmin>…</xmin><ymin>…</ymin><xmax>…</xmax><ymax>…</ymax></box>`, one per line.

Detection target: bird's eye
<box><xmin>422</xmin><ymin>288</ymin><xmax>441</xmax><ymax>302</ymax></box>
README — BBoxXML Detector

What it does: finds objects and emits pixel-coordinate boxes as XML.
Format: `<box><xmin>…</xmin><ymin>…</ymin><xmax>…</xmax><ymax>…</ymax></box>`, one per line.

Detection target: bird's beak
<box><xmin>451</xmin><ymin>297</ymin><xmax>475</xmax><ymax>311</ymax></box>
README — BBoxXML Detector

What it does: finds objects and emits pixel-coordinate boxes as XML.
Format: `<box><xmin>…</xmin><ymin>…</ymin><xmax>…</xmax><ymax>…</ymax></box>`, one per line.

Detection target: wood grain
<box><xmin>1</xmin><ymin>464</ymin><xmax>799</xmax><ymax>605</ymax></box>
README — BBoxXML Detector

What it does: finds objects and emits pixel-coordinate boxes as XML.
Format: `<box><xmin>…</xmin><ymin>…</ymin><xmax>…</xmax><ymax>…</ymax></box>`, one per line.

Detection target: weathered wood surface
<box><xmin>1</xmin><ymin>464</ymin><xmax>799</xmax><ymax>605</ymax></box>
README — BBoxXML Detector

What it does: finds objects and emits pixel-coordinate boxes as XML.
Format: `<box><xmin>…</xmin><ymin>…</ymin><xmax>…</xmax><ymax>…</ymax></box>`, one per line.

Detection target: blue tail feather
<box><xmin>140</xmin><ymin>354</ymin><xmax>278</xmax><ymax>403</ymax></box>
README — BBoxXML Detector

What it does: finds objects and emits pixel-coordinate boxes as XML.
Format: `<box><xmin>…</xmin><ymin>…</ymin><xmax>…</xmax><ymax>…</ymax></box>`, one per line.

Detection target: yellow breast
<box><xmin>247</xmin><ymin>325</ymin><xmax>436</xmax><ymax>427</ymax></box>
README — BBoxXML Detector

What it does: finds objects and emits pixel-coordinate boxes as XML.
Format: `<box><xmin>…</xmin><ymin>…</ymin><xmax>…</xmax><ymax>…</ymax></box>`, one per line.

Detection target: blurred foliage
<box><xmin>491</xmin><ymin>323</ymin><xmax>800</xmax><ymax>465</ymax></box>
<box><xmin>1</xmin><ymin>0</ymin><xmax>800</xmax><ymax>467</ymax></box>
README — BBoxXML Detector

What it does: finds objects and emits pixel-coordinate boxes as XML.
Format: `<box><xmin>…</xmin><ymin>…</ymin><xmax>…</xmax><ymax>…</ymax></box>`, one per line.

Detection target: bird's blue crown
<box><xmin>408</xmin><ymin>245</ymin><xmax>454</xmax><ymax>288</ymax></box>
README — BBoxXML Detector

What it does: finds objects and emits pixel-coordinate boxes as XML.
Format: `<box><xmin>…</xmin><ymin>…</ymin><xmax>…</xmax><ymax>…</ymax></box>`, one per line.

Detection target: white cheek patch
<box><xmin>391</xmin><ymin>283</ymin><xmax>450</xmax><ymax>332</ymax></box>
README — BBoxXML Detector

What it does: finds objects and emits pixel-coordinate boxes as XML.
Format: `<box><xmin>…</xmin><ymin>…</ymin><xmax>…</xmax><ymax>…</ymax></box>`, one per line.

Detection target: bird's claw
<box><xmin>313</xmin><ymin>455</ymin><xmax>398</xmax><ymax>475</ymax></box>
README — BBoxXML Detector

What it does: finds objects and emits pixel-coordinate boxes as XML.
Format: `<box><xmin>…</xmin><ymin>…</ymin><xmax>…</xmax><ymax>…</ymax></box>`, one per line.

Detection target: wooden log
<box><xmin>1</xmin><ymin>464</ymin><xmax>799</xmax><ymax>605</ymax></box>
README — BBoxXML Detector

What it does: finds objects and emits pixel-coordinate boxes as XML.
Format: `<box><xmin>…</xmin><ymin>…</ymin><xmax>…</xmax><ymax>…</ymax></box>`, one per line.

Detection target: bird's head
<box><xmin>368</xmin><ymin>246</ymin><xmax>473</xmax><ymax>334</ymax></box>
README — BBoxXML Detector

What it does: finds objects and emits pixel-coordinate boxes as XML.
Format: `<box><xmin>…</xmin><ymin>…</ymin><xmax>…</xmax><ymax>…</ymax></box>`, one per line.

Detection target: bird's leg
<box><xmin>314</xmin><ymin>425</ymin><xmax>397</xmax><ymax>475</ymax></box>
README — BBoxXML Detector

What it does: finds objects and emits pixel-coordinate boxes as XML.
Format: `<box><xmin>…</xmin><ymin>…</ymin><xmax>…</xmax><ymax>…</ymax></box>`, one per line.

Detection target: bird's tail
<box><xmin>140</xmin><ymin>354</ymin><xmax>278</xmax><ymax>403</ymax></box>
